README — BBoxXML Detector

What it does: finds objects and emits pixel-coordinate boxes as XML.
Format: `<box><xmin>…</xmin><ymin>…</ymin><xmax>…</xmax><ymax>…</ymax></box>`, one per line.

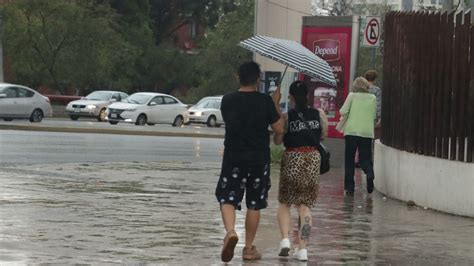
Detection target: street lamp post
<box><xmin>0</xmin><ymin>12</ymin><xmax>4</xmax><ymax>82</ymax></box>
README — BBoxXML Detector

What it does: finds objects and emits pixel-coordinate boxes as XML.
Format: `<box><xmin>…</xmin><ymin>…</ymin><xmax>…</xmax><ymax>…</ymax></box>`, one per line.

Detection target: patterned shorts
<box><xmin>215</xmin><ymin>160</ymin><xmax>271</xmax><ymax>211</ymax></box>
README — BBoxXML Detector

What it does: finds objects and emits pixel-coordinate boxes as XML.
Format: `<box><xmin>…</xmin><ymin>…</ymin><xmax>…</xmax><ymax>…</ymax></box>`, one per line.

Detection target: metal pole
<box><xmin>0</xmin><ymin>12</ymin><xmax>4</xmax><ymax>82</ymax></box>
<box><xmin>253</xmin><ymin>1</ymin><xmax>258</xmax><ymax>62</ymax></box>
<box><xmin>372</xmin><ymin>47</ymin><xmax>377</xmax><ymax>69</ymax></box>
<box><xmin>349</xmin><ymin>16</ymin><xmax>360</xmax><ymax>91</ymax></box>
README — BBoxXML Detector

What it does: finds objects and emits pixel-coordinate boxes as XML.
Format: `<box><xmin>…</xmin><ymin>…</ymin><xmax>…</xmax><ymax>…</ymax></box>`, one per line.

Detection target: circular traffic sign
<box><xmin>365</xmin><ymin>18</ymin><xmax>380</xmax><ymax>45</ymax></box>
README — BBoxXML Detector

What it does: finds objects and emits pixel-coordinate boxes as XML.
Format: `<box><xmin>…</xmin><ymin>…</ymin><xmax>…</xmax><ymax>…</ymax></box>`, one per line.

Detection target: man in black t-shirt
<box><xmin>216</xmin><ymin>62</ymin><xmax>284</xmax><ymax>262</ymax></box>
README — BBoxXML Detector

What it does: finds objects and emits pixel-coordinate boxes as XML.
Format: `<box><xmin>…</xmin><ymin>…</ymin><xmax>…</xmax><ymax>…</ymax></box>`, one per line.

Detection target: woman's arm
<box><xmin>271</xmin><ymin>86</ymin><xmax>285</xmax><ymax>145</ymax></box>
<box><xmin>273</xmin><ymin>113</ymin><xmax>287</xmax><ymax>145</ymax></box>
<box><xmin>339</xmin><ymin>93</ymin><xmax>353</xmax><ymax>116</ymax></box>
<box><xmin>318</xmin><ymin>109</ymin><xmax>329</xmax><ymax>140</ymax></box>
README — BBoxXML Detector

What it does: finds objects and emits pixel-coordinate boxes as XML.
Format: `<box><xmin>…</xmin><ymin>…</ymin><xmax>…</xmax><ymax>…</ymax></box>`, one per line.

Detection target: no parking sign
<box><xmin>363</xmin><ymin>16</ymin><xmax>381</xmax><ymax>47</ymax></box>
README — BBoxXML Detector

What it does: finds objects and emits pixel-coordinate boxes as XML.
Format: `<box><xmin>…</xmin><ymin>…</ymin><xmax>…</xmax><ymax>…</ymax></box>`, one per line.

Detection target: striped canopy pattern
<box><xmin>239</xmin><ymin>35</ymin><xmax>336</xmax><ymax>86</ymax></box>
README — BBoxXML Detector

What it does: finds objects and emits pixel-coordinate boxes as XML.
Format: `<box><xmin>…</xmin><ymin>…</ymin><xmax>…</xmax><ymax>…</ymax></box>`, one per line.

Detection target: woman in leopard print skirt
<box><xmin>272</xmin><ymin>81</ymin><xmax>328</xmax><ymax>261</ymax></box>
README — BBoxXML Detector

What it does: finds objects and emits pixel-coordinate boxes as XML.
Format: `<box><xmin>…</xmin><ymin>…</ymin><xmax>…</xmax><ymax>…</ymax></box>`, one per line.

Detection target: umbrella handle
<box><xmin>278</xmin><ymin>66</ymin><xmax>288</xmax><ymax>86</ymax></box>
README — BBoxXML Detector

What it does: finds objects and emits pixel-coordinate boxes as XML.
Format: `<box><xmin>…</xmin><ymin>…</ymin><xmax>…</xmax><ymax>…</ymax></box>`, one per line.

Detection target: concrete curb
<box><xmin>0</xmin><ymin>124</ymin><xmax>224</xmax><ymax>139</ymax></box>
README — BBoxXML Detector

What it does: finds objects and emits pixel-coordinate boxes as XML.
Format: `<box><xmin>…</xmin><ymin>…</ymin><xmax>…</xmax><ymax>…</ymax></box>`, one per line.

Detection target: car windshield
<box><xmin>195</xmin><ymin>99</ymin><xmax>218</xmax><ymax>109</ymax></box>
<box><xmin>85</xmin><ymin>91</ymin><xmax>111</xmax><ymax>101</ymax></box>
<box><xmin>126</xmin><ymin>94</ymin><xmax>152</xmax><ymax>105</ymax></box>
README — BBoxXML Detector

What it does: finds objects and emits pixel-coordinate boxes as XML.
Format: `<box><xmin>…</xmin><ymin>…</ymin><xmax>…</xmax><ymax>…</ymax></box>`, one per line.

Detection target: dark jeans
<box><xmin>344</xmin><ymin>135</ymin><xmax>375</xmax><ymax>192</ymax></box>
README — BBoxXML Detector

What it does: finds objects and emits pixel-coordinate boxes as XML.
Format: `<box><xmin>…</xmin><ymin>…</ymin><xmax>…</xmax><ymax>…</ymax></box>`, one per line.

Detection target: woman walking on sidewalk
<box><xmin>273</xmin><ymin>81</ymin><xmax>328</xmax><ymax>261</ymax></box>
<box><xmin>339</xmin><ymin>77</ymin><xmax>377</xmax><ymax>195</ymax></box>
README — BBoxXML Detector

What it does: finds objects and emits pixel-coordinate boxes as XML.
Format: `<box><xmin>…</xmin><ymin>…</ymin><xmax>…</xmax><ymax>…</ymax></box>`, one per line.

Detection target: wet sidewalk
<box><xmin>0</xmin><ymin>161</ymin><xmax>473</xmax><ymax>265</ymax></box>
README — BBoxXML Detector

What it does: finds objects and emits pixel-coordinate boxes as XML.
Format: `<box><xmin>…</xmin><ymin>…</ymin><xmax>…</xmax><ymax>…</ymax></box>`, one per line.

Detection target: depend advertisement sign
<box><xmin>302</xmin><ymin>26</ymin><xmax>353</xmax><ymax>138</ymax></box>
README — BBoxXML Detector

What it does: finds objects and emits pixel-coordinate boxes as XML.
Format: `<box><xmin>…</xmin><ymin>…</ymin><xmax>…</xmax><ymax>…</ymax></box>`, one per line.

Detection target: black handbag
<box><xmin>298</xmin><ymin>111</ymin><xmax>331</xmax><ymax>175</ymax></box>
<box><xmin>318</xmin><ymin>142</ymin><xmax>330</xmax><ymax>175</ymax></box>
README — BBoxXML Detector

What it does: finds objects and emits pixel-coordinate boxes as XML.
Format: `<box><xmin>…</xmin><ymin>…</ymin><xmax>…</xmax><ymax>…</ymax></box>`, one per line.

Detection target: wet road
<box><xmin>1</xmin><ymin>161</ymin><xmax>473</xmax><ymax>265</ymax></box>
<box><xmin>1</xmin><ymin>130</ymin><xmax>473</xmax><ymax>264</ymax></box>
<box><xmin>0</xmin><ymin>130</ymin><xmax>223</xmax><ymax>165</ymax></box>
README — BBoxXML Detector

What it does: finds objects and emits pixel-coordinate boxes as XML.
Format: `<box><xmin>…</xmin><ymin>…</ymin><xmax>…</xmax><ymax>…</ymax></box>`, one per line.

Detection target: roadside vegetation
<box><xmin>271</xmin><ymin>144</ymin><xmax>284</xmax><ymax>165</ymax></box>
<box><xmin>1</xmin><ymin>0</ymin><xmax>253</xmax><ymax>101</ymax></box>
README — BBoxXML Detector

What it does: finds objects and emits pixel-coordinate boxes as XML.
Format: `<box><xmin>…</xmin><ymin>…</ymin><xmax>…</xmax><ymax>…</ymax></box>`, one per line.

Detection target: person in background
<box><xmin>339</xmin><ymin>77</ymin><xmax>376</xmax><ymax>196</ymax></box>
<box><xmin>354</xmin><ymin>70</ymin><xmax>382</xmax><ymax>167</ymax></box>
<box><xmin>365</xmin><ymin>70</ymin><xmax>382</xmax><ymax>139</ymax></box>
<box><xmin>215</xmin><ymin>61</ymin><xmax>284</xmax><ymax>263</ymax></box>
<box><xmin>272</xmin><ymin>81</ymin><xmax>328</xmax><ymax>261</ymax></box>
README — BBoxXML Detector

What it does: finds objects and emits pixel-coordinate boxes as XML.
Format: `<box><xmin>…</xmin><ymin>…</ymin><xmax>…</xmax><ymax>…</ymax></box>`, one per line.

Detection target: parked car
<box><xmin>188</xmin><ymin>96</ymin><xmax>223</xmax><ymax>127</ymax></box>
<box><xmin>65</xmin><ymin>90</ymin><xmax>128</xmax><ymax>121</ymax></box>
<box><xmin>0</xmin><ymin>83</ymin><xmax>52</xmax><ymax>122</ymax></box>
<box><xmin>106</xmin><ymin>92</ymin><xmax>189</xmax><ymax>127</ymax></box>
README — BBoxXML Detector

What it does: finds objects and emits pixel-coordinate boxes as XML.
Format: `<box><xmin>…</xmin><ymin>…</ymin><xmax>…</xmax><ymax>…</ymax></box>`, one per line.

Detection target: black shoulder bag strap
<box><xmin>297</xmin><ymin>109</ymin><xmax>330</xmax><ymax>174</ymax></box>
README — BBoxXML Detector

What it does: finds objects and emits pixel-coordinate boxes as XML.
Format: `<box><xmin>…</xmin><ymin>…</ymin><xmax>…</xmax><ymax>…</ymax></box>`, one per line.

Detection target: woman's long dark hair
<box><xmin>289</xmin><ymin>80</ymin><xmax>308</xmax><ymax>112</ymax></box>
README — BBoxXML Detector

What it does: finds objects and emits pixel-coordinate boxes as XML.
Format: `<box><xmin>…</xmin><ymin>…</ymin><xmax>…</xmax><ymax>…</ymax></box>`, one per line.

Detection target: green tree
<box><xmin>185</xmin><ymin>0</ymin><xmax>254</xmax><ymax>103</ymax></box>
<box><xmin>148</xmin><ymin>0</ymin><xmax>243</xmax><ymax>44</ymax></box>
<box><xmin>2</xmin><ymin>0</ymin><xmax>256</xmax><ymax>96</ymax></box>
<box><xmin>3</xmin><ymin>0</ymin><xmax>131</xmax><ymax>94</ymax></box>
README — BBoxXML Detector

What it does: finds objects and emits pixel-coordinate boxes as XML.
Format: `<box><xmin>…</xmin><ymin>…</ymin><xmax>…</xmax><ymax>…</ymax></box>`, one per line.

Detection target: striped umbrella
<box><xmin>239</xmin><ymin>35</ymin><xmax>336</xmax><ymax>86</ymax></box>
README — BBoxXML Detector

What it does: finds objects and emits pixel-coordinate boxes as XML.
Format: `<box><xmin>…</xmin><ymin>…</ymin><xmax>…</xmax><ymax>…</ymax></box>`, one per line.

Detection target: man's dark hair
<box><xmin>238</xmin><ymin>62</ymin><xmax>261</xmax><ymax>86</ymax></box>
<box><xmin>364</xmin><ymin>70</ymin><xmax>378</xmax><ymax>82</ymax></box>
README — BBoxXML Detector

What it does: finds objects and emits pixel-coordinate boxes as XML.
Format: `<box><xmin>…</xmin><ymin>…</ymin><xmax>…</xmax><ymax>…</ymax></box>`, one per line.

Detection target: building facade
<box><xmin>255</xmin><ymin>0</ymin><xmax>313</xmax><ymax>72</ymax></box>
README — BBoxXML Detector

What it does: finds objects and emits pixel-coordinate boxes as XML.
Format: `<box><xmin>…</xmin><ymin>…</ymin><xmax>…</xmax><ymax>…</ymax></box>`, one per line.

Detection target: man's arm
<box><xmin>376</xmin><ymin>87</ymin><xmax>382</xmax><ymax>127</ymax></box>
<box><xmin>376</xmin><ymin>87</ymin><xmax>382</xmax><ymax>121</ymax></box>
<box><xmin>220</xmin><ymin>95</ymin><xmax>228</xmax><ymax>123</ymax></box>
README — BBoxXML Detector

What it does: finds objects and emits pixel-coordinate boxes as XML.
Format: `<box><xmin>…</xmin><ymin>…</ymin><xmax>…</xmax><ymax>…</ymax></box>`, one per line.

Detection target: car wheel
<box><xmin>109</xmin><ymin>121</ymin><xmax>119</xmax><ymax>125</ymax></box>
<box><xmin>207</xmin><ymin>115</ymin><xmax>217</xmax><ymax>127</ymax></box>
<box><xmin>3</xmin><ymin>118</ymin><xmax>13</xmax><ymax>121</ymax></box>
<box><xmin>98</xmin><ymin>109</ymin><xmax>106</xmax><ymax>122</ymax></box>
<box><xmin>29</xmin><ymin>109</ymin><xmax>43</xmax><ymax>122</ymax></box>
<box><xmin>172</xmin><ymin>115</ymin><xmax>184</xmax><ymax>127</ymax></box>
<box><xmin>70</xmin><ymin>115</ymin><xmax>79</xmax><ymax>121</ymax></box>
<box><xmin>135</xmin><ymin>114</ymin><xmax>147</xmax><ymax>126</ymax></box>
<box><xmin>147</xmin><ymin>123</ymin><xmax>155</xmax><ymax>126</ymax></box>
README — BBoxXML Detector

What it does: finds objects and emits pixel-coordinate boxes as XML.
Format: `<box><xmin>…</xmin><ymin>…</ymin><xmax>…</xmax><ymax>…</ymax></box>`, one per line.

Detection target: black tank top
<box><xmin>283</xmin><ymin>108</ymin><xmax>321</xmax><ymax>148</ymax></box>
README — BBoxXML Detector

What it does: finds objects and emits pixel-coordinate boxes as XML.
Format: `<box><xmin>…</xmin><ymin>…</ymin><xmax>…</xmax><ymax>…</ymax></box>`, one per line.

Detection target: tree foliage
<box><xmin>2</xmin><ymin>0</ymin><xmax>253</xmax><ymax>99</ymax></box>
<box><xmin>3</xmin><ymin>0</ymin><xmax>132</xmax><ymax>94</ymax></box>
<box><xmin>186</xmin><ymin>0</ymin><xmax>254</xmax><ymax>103</ymax></box>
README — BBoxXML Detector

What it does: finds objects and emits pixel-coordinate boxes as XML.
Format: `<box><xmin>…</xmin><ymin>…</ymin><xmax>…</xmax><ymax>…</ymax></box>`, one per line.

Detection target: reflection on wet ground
<box><xmin>0</xmin><ymin>162</ymin><xmax>473</xmax><ymax>265</ymax></box>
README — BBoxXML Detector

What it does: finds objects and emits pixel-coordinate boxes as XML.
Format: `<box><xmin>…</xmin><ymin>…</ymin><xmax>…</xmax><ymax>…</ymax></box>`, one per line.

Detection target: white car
<box><xmin>106</xmin><ymin>92</ymin><xmax>189</xmax><ymax>126</ymax></box>
<box><xmin>0</xmin><ymin>83</ymin><xmax>52</xmax><ymax>122</ymax></box>
<box><xmin>65</xmin><ymin>91</ymin><xmax>128</xmax><ymax>121</ymax></box>
<box><xmin>188</xmin><ymin>96</ymin><xmax>223</xmax><ymax>127</ymax></box>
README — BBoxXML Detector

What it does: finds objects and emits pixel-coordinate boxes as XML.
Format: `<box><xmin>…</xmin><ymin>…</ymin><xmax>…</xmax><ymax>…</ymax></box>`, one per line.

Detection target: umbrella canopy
<box><xmin>239</xmin><ymin>35</ymin><xmax>336</xmax><ymax>87</ymax></box>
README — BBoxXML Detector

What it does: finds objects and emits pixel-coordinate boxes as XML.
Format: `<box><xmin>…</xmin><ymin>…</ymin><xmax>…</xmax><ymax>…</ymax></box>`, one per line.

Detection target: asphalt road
<box><xmin>0</xmin><ymin>130</ymin><xmax>224</xmax><ymax>165</ymax></box>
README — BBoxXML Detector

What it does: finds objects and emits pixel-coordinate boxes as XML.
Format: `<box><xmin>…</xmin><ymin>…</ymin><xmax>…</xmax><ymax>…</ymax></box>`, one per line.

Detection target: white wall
<box><xmin>255</xmin><ymin>0</ymin><xmax>312</xmax><ymax>72</ymax></box>
<box><xmin>374</xmin><ymin>140</ymin><xmax>474</xmax><ymax>217</ymax></box>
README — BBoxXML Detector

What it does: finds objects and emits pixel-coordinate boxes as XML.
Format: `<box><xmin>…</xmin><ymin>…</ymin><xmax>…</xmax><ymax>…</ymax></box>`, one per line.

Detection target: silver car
<box><xmin>187</xmin><ymin>96</ymin><xmax>223</xmax><ymax>127</ymax></box>
<box><xmin>106</xmin><ymin>92</ymin><xmax>189</xmax><ymax>126</ymax></box>
<box><xmin>0</xmin><ymin>83</ymin><xmax>52</xmax><ymax>122</ymax></box>
<box><xmin>65</xmin><ymin>90</ymin><xmax>128</xmax><ymax>121</ymax></box>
